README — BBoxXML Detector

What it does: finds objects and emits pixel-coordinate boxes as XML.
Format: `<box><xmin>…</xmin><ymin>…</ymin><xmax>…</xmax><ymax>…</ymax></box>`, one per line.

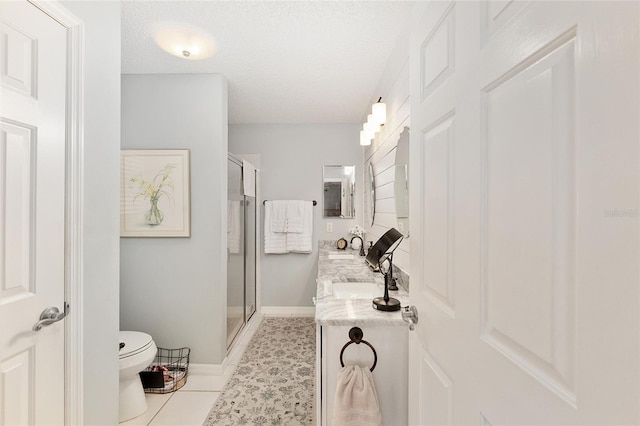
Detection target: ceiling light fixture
<box><xmin>154</xmin><ymin>26</ymin><xmax>216</xmax><ymax>60</ymax></box>
<box><xmin>360</xmin><ymin>97</ymin><xmax>386</xmax><ymax>146</ymax></box>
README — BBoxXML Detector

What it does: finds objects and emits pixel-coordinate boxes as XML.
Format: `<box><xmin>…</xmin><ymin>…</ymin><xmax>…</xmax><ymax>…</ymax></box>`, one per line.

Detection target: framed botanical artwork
<box><xmin>120</xmin><ymin>149</ymin><xmax>191</xmax><ymax>237</ymax></box>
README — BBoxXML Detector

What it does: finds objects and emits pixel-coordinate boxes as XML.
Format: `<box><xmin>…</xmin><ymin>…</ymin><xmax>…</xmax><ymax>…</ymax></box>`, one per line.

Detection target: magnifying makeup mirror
<box><xmin>365</xmin><ymin>228</ymin><xmax>403</xmax><ymax>312</ymax></box>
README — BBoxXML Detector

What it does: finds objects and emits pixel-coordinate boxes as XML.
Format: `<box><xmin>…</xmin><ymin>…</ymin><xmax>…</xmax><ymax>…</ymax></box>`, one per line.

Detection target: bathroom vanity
<box><xmin>315</xmin><ymin>243</ymin><xmax>409</xmax><ymax>425</ymax></box>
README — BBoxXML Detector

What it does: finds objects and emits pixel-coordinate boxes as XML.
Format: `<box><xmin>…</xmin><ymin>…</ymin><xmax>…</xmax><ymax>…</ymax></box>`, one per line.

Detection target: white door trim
<box><xmin>27</xmin><ymin>1</ymin><xmax>84</xmax><ymax>424</ymax></box>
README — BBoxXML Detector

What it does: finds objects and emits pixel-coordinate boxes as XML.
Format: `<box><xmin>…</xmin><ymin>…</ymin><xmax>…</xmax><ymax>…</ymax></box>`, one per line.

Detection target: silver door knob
<box><xmin>33</xmin><ymin>302</ymin><xmax>69</xmax><ymax>331</ymax></box>
<box><xmin>401</xmin><ymin>305</ymin><xmax>418</xmax><ymax>331</ymax></box>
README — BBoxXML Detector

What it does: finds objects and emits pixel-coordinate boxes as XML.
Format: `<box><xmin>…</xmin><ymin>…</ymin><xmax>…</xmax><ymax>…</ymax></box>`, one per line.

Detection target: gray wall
<box><xmin>230</xmin><ymin>124</ymin><xmax>362</xmax><ymax>307</ymax></box>
<box><xmin>60</xmin><ymin>1</ymin><xmax>121</xmax><ymax>424</ymax></box>
<box><xmin>120</xmin><ymin>74</ymin><xmax>228</xmax><ymax>364</ymax></box>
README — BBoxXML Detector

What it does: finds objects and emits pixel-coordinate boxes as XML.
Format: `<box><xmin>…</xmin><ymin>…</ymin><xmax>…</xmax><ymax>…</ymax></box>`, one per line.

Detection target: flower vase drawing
<box><xmin>129</xmin><ymin>164</ymin><xmax>175</xmax><ymax>227</ymax></box>
<box><xmin>146</xmin><ymin>197</ymin><xmax>164</xmax><ymax>226</ymax></box>
<box><xmin>121</xmin><ymin>149</ymin><xmax>191</xmax><ymax>237</ymax></box>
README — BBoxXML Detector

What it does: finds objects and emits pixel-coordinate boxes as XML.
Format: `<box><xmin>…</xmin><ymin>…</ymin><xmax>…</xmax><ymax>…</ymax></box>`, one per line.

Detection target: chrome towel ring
<box><xmin>339</xmin><ymin>327</ymin><xmax>377</xmax><ymax>372</ymax></box>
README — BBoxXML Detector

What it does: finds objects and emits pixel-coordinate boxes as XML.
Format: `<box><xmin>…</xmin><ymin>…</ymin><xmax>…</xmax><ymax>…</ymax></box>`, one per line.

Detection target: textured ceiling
<box><xmin>121</xmin><ymin>1</ymin><xmax>415</xmax><ymax>124</ymax></box>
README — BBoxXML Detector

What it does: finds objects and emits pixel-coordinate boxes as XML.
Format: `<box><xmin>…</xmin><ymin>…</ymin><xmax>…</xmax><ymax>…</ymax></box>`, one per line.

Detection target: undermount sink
<box><xmin>332</xmin><ymin>282</ymin><xmax>381</xmax><ymax>299</ymax></box>
<box><xmin>328</xmin><ymin>254</ymin><xmax>355</xmax><ymax>260</ymax></box>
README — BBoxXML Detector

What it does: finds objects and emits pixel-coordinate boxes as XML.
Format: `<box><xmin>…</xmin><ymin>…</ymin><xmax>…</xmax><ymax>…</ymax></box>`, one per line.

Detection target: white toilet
<box><xmin>119</xmin><ymin>331</ymin><xmax>157</xmax><ymax>423</ymax></box>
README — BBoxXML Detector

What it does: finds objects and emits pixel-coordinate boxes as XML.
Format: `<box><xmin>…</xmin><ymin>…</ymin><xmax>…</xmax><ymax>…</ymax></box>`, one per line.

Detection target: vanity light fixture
<box><xmin>359</xmin><ymin>97</ymin><xmax>386</xmax><ymax>146</ymax></box>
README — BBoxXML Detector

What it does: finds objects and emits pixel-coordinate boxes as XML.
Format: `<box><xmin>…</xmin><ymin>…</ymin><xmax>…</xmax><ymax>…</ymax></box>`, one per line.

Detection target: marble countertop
<box><xmin>314</xmin><ymin>246</ymin><xmax>409</xmax><ymax>326</ymax></box>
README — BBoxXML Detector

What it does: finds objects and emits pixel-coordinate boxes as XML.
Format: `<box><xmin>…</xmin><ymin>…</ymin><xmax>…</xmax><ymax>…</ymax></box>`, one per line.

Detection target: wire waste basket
<box><xmin>140</xmin><ymin>347</ymin><xmax>190</xmax><ymax>393</ymax></box>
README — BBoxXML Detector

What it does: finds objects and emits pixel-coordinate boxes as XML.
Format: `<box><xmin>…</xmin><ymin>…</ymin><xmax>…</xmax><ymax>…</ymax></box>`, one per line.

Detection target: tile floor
<box><xmin>121</xmin><ymin>315</ymin><xmax>265</xmax><ymax>426</ymax></box>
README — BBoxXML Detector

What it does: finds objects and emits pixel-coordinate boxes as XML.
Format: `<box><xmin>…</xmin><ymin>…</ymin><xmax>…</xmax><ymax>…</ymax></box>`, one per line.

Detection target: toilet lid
<box><xmin>119</xmin><ymin>331</ymin><xmax>153</xmax><ymax>358</ymax></box>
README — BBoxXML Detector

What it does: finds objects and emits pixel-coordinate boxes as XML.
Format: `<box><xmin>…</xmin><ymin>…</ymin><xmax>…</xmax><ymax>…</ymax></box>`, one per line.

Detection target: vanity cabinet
<box><xmin>316</xmin><ymin>324</ymin><xmax>408</xmax><ymax>425</ymax></box>
<box><xmin>315</xmin><ymin>244</ymin><xmax>410</xmax><ymax>425</ymax></box>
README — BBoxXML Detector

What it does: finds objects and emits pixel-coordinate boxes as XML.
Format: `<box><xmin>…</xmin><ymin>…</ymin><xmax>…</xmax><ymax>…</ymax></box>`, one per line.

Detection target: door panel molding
<box><xmin>419</xmin><ymin>2</ymin><xmax>456</xmax><ymax>102</ymax></box>
<box><xmin>0</xmin><ymin>20</ymin><xmax>37</xmax><ymax>97</ymax></box>
<box><xmin>479</xmin><ymin>34</ymin><xmax>577</xmax><ymax>407</ymax></box>
<box><xmin>422</xmin><ymin>348</ymin><xmax>453</xmax><ymax>425</ymax></box>
<box><xmin>420</xmin><ymin>110</ymin><xmax>456</xmax><ymax>318</ymax></box>
<box><xmin>0</xmin><ymin>347</ymin><xmax>35</xmax><ymax>425</ymax></box>
<box><xmin>480</xmin><ymin>0</ymin><xmax>529</xmax><ymax>45</ymax></box>
<box><xmin>0</xmin><ymin>119</ymin><xmax>37</xmax><ymax>302</ymax></box>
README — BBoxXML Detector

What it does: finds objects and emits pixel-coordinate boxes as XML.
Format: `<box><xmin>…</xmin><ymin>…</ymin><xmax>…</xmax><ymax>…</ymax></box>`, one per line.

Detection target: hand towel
<box><xmin>286</xmin><ymin>201</ymin><xmax>313</xmax><ymax>253</ymax></box>
<box><xmin>332</xmin><ymin>365</ymin><xmax>382</xmax><ymax>426</ymax></box>
<box><xmin>227</xmin><ymin>200</ymin><xmax>241</xmax><ymax>254</ymax></box>
<box><xmin>270</xmin><ymin>200</ymin><xmax>288</xmax><ymax>233</ymax></box>
<box><xmin>264</xmin><ymin>201</ymin><xmax>288</xmax><ymax>254</ymax></box>
<box><xmin>285</xmin><ymin>200</ymin><xmax>305</xmax><ymax>233</ymax></box>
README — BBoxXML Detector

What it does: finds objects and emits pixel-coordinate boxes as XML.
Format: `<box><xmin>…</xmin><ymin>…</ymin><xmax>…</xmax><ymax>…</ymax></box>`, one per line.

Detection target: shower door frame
<box><xmin>227</xmin><ymin>154</ymin><xmax>258</xmax><ymax>349</ymax></box>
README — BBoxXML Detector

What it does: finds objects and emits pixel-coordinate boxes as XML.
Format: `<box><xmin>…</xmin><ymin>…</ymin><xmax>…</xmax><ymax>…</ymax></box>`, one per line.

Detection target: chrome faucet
<box><xmin>350</xmin><ymin>236</ymin><xmax>365</xmax><ymax>256</ymax></box>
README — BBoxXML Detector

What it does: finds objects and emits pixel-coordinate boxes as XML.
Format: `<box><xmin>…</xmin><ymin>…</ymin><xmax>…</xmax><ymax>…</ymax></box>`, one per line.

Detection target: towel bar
<box><xmin>339</xmin><ymin>327</ymin><xmax>377</xmax><ymax>372</ymax></box>
<box><xmin>263</xmin><ymin>200</ymin><xmax>317</xmax><ymax>206</ymax></box>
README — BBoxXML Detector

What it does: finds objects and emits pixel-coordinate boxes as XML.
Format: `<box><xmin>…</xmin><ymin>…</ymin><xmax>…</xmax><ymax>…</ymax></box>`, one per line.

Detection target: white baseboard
<box><xmin>189</xmin><ymin>363</ymin><xmax>224</xmax><ymax>376</ymax></box>
<box><xmin>260</xmin><ymin>306</ymin><xmax>315</xmax><ymax>317</ymax></box>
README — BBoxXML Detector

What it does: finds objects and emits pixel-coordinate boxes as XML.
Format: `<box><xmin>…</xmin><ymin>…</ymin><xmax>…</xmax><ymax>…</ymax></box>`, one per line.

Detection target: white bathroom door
<box><xmin>409</xmin><ymin>1</ymin><xmax>639</xmax><ymax>424</ymax></box>
<box><xmin>0</xmin><ymin>1</ymin><xmax>67</xmax><ymax>424</ymax></box>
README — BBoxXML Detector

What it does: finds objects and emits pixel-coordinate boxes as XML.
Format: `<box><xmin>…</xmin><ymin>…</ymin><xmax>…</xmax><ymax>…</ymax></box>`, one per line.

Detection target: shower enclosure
<box><xmin>227</xmin><ymin>155</ymin><xmax>257</xmax><ymax>348</ymax></box>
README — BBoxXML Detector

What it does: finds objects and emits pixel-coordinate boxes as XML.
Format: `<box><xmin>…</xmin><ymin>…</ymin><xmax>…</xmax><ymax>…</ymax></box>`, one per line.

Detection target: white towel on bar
<box><xmin>227</xmin><ymin>200</ymin><xmax>241</xmax><ymax>254</ymax></box>
<box><xmin>264</xmin><ymin>201</ymin><xmax>288</xmax><ymax>254</ymax></box>
<box><xmin>286</xmin><ymin>201</ymin><xmax>313</xmax><ymax>253</ymax></box>
<box><xmin>285</xmin><ymin>200</ymin><xmax>305</xmax><ymax>233</ymax></box>
<box><xmin>332</xmin><ymin>365</ymin><xmax>382</xmax><ymax>426</ymax></box>
<box><xmin>270</xmin><ymin>200</ymin><xmax>288</xmax><ymax>233</ymax></box>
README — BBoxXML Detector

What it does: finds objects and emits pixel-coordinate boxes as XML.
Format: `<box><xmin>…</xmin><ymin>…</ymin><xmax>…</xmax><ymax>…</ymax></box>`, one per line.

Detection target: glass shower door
<box><xmin>245</xmin><ymin>170</ymin><xmax>256</xmax><ymax>321</ymax></box>
<box><xmin>227</xmin><ymin>158</ymin><xmax>244</xmax><ymax>348</ymax></box>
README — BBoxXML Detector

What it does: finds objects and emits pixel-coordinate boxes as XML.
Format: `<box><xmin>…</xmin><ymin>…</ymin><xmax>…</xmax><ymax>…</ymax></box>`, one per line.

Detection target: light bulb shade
<box><xmin>363</xmin><ymin>121</ymin><xmax>374</xmax><ymax>136</ymax></box>
<box><xmin>372</xmin><ymin>102</ymin><xmax>387</xmax><ymax>125</ymax></box>
<box><xmin>366</xmin><ymin>115</ymin><xmax>381</xmax><ymax>134</ymax></box>
<box><xmin>360</xmin><ymin>130</ymin><xmax>371</xmax><ymax>146</ymax></box>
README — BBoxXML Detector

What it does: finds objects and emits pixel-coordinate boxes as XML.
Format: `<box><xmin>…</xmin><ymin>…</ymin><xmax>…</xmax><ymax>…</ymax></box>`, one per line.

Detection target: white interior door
<box><xmin>0</xmin><ymin>1</ymin><xmax>67</xmax><ymax>424</ymax></box>
<box><xmin>409</xmin><ymin>1</ymin><xmax>639</xmax><ymax>424</ymax></box>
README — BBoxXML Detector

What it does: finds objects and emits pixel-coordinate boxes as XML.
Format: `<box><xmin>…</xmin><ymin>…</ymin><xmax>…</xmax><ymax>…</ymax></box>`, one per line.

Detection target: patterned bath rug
<box><xmin>204</xmin><ymin>317</ymin><xmax>316</xmax><ymax>426</ymax></box>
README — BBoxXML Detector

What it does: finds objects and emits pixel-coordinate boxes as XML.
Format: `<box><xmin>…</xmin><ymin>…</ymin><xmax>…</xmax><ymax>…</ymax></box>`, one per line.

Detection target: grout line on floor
<box><xmin>145</xmin><ymin>392</ymin><xmax>174</xmax><ymax>426</ymax></box>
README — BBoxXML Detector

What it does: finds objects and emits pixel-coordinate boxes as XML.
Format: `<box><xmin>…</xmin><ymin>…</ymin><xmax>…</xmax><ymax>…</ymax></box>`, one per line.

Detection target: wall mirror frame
<box><xmin>366</xmin><ymin>162</ymin><xmax>375</xmax><ymax>226</ymax></box>
<box><xmin>323</xmin><ymin>165</ymin><xmax>355</xmax><ymax>218</ymax></box>
<box><xmin>394</xmin><ymin>126</ymin><xmax>410</xmax><ymax>237</ymax></box>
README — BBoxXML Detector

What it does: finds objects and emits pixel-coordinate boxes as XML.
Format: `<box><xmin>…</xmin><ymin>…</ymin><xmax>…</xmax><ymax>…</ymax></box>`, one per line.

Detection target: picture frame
<box><xmin>120</xmin><ymin>149</ymin><xmax>191</xmax><ymax>237</ymax></box>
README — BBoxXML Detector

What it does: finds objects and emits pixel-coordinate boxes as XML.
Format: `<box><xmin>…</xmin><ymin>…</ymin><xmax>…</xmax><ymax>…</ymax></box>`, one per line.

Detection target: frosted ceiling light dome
<box><xmin>154</xmin><ymin>26</ymin><xmax>216</xmax><ymax>60</ymax></box>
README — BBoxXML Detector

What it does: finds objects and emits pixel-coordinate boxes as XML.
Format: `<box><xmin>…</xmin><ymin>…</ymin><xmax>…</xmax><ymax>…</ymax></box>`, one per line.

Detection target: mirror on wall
<box><xmin>394</xmin><ymin>127</ymin><xmax>410</xmax><ymax>237</ymax></box>
<box><xmin>366</xmin><ymin>162</ymin><xmax>375</xmax><ymax>226</ymax></box>
<box><xmin>323</xmin><ymin>165</ymin><xmax>355</xmax><ymax>218</ymax></box>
